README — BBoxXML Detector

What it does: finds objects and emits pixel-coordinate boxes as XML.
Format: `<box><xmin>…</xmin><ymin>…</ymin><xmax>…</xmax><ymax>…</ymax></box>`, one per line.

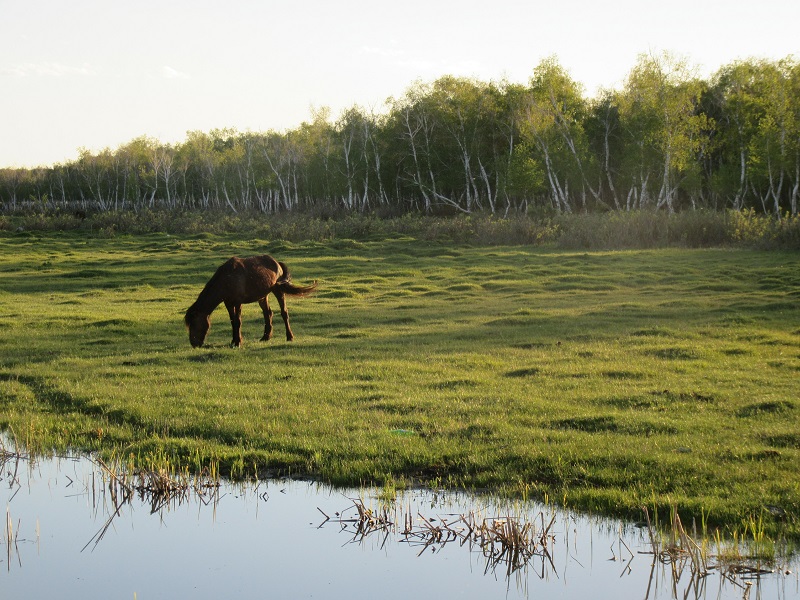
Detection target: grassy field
<box><xmin>0</xmin><ymin>229</ymin><xmax>798</xmax><ymax>536</ymax></box>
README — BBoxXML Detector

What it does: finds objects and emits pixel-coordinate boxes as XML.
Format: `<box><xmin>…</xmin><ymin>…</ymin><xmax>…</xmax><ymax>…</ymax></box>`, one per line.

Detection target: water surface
<box><xmin>2</xmin><ymin>451</ymin><xmax>798</xmax><ymax>599</ymax></box>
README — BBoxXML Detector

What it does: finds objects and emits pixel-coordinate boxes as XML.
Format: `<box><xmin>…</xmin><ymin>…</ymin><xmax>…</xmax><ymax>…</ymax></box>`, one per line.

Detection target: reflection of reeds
<box><xmin>2</xmin><ymin>433</ymin><xmax>25</xmax><ymax>571</ymax></box>
<box><xmin>95</xmin><ymin>458</ymin><xmax>221</xmax><ymax>510</ymax></box>
<box><xmin>328</xmin><ymin>497</ymin><xmax>794</xmax><ymax>596</ymax></box>
<box><xmin>409</xmin><ymin>510</ymin><xmax>558</xmax><ymax>579</ymax></box>
<box><xmin>0</xmin><ymin>431</ymin><xmax>25</xmax><ymax>501</ymax></box>
<box><xmin>323</xmin><ymin>497</ymin><xmax>557</xmax><ymax>579</ymax></box>
<box><xmin>82</xmin><ymin>458</ymin><xmax>221</xmax><ymax>551</ymax></box>
<box><xmin>319</xmin><ymin>498</ymin><xmax>394</xmax><ymax>548</ymax></box>
<box><xmin>4</xmin><ymin>506</ymin><xmax>23</xmax><ymax>571</ymax></box>
<box><xmin>641</xmin><ymin>507</ymin><xmax>710</xmax><ymax>599</ymax></box>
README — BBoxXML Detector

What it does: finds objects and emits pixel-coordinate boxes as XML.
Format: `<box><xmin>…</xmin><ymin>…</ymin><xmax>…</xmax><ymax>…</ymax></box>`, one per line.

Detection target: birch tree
<box><xmin>259</xmin><ymin>131</ymin><xmax>302</xmax><ymax>211</ymax></box>
<box><xmin>179</xmin><ymin>131</ymin><xmax>221</xmax><ymax>208</ymax></box>
<box><xmin>617</xmin><ymin>53</ymin><xmax>708</xmax><ymax>212</ymax></box>
<box><xmin>747</xmin><ymin>59</ymin><xmax>795</xmax><ymax>217</ymax></box>
<box><xmin>390</xmin><ymin>84</ymin><xmax>446</xmax><ymax>212</ymax></box>
<box><xmin>586</xmin><ymin>91</ymin><xmax>623</xmax><ymax>209</ymax></box>
<box><xmin>335</xmin><ymin>107</ymin><xmax>369</xmax><ymax>210</ymax></box>
<box><xmin>707</xmin><ymin>61</ymin><xmax>763</xmax><ymax>209</ymax></box>
<box><xmin>293</xmin><ymin>108</ymin><xmax>335</xmax><ymax>207</ymax></box>
<box><xmin>518</xmin><ymin>58</ymin><xmax>594</xmax><ymax>212</ymax></box>
<box><xmin>428</xmin><ymin>77</ymin><xmax>492</xmax><ymax>212</ymax></box>
<box><xmin>789</xmin><ymin>60</ymin><xmax>800</xmax><ymax>215</ymax></box>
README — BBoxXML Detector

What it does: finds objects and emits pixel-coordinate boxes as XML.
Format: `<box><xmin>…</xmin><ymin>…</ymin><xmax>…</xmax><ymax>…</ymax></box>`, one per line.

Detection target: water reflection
<box><xmin>2</xmin><ymin>447</ymin><xmax>798</xmax><ymax>600</ymax></box>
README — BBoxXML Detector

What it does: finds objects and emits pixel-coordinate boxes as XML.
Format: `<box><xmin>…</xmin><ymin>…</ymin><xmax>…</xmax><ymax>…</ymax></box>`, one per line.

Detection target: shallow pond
<box><xmin>2</xmin><ymin>450</ymin><xmax>798</xmax><ymax>599</ymax></box>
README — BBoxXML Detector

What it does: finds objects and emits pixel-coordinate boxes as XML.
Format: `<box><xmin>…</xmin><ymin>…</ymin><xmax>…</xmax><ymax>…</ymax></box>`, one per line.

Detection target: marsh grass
<box><xmin>0</xmin><ymin>230</ymin><xmax>798</xmax><ymax>538</ymax></box>
<box><xmin>327</xmin><ymin>487</ymin><xmax>795</xmax><ymax>597</ymax></box>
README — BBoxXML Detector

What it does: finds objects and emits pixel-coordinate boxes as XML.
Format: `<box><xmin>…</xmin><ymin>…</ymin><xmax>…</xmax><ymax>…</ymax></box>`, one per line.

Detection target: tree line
<box><xmin>2</xmin><ymin>53</ymin><xmax>799</xmax><ymax>217</ymax></box>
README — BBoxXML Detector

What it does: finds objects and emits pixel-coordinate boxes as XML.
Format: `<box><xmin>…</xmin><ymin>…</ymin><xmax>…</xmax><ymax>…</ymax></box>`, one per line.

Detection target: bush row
<box><xmin>2</xmin><ymin>209</ymin><xmax>799</xmax><ymax>250</ymax></box>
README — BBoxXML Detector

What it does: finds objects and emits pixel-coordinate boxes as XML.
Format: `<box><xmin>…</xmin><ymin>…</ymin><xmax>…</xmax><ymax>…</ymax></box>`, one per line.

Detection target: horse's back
<box><xmin>220</xmin><ymin>255</ymin><xmax>281</xmax><ymax>304</ymax></box>
<box><xmin>221</xmin><ymin>255</ymin><xmax>280</xmax><ymax>275</ymax></box>
<box><xmin>250</xmin><ymin>255</ymin><xmax>282</xmax><ymax>275</ymax></box>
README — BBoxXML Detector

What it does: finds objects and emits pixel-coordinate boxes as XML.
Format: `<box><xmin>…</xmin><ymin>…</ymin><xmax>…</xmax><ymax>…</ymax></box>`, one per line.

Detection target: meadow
<box><xmin>0</xmin><ymin>226</ymin><xmax>798</xmax><ymax>537</ymax></box>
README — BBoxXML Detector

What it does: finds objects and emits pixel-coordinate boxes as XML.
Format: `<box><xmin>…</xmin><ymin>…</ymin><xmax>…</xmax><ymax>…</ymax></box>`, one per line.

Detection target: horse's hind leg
<box><xmin>274</xmin><ymin>290</ymin><xmax>294</xmax><ymax>341</ymax></box>
<box><xmin>258</xmin><ymin>297</ymin><xmax>273</xmax><ymax>341</ymax></box>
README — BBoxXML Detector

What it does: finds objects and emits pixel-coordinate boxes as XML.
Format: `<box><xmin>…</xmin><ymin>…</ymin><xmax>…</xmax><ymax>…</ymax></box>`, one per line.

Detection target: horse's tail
<box><xmin>278</xmin><ymin>280</ymin><xmax>318</xmax><ymax>296</ymax></box>
<box><xmin>276</xmin><ymin>261</ymin><xmax>317</xmax><ymax>297</ymax></box>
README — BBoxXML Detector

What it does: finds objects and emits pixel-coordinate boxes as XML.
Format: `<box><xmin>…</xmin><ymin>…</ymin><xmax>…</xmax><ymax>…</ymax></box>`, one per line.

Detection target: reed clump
<box><xmin>96</xmin><ymin>458</ymin><xmax>221</xmax><ymax>512</ymax></box>
<box><xmin>84</xmin><ymin>457</ymin><xmax>221</xmax><ymax>550</ymax></box>
<box><xmin>322</xmin><ymin>497</ymin><xmax>557</xmax><ymax>577</ymax></box>
<box><xmin>640</xmin><ymin>506</ymin><xmax>789</xmax><ymax>595</ymax></box>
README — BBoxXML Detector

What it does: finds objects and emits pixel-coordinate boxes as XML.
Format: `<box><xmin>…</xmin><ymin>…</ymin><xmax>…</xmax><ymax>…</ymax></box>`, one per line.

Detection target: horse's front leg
<box><xmin>258</xmin><ymin>297</ymin><xmax>273</xmax><ymax>341</ymax></box>
<box><xmin>225</xmin><ymin>301</ymin><xmax>243</xmax><ymax>347</ymax></box>
<box><xmin>274</xmin><ymin>290</ymin><xmax>294</xmax><ymax>341</ymax></box>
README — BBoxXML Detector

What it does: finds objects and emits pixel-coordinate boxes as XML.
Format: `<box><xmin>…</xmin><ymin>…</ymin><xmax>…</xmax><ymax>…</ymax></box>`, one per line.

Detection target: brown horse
<box><xmin>184</xmin><ymin>255</ymin><xmax>316</xmax><ymax>348</ymax></box>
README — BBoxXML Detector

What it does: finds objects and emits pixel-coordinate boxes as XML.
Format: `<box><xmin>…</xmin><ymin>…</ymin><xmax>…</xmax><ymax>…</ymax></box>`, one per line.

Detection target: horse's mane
<box><xmin>185</xmin><ymin>260</ymin><xmax>234</xmax><ymax>321</ymax></box>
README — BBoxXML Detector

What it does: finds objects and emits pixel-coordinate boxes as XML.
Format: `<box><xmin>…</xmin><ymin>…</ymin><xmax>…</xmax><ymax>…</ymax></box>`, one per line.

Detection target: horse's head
<box><xmin>184</xmin><ymin>307</ymin><xmax>210</xmax><ymax>348</ymax></box>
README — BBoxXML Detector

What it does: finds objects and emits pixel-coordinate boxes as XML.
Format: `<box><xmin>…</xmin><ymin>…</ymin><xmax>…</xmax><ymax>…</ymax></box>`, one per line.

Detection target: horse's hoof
<box><xmin>260</xmin><ymin>335</ymin><xmax>272</xmax><ymax>342</ymax></box>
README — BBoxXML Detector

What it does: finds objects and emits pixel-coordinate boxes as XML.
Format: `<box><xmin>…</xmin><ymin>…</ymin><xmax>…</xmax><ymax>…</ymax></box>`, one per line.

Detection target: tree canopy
<box><xmin>3</xmin><ymin>54</ymin><xmax>799</xmax><ymax>216</ymax></box>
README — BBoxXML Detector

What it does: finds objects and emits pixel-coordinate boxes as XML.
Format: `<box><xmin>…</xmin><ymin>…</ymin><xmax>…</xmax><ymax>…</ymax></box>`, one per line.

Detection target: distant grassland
<box><xmin>0</xmin><ymin>227</ymin><xmax>798</xmax><ymax>537</ymax></box>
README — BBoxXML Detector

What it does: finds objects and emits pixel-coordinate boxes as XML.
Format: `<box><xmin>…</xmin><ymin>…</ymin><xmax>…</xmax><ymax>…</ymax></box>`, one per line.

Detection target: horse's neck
<box><xmin>193</xmin><ymin>285</ymin><xmax>223</xmax><ymax>316</ymax></box>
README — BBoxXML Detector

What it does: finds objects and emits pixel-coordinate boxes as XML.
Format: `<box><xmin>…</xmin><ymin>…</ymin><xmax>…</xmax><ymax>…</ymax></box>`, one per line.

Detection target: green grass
<box><xmin>1</xmin><ymin>229</ymin><xmax>799</xmax><ymax>538</ymax></box>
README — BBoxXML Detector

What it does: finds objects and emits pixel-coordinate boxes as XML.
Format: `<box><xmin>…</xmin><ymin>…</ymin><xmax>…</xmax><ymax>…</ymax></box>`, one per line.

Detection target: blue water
<box><xmin>2</xmin><ymin>451</ymin><xmax>798</xmax><ymax>599</ymax></box>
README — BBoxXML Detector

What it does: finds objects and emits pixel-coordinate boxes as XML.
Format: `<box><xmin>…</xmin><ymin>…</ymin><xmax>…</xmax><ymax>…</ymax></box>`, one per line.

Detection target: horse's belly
<box><xmin>241</xmin><ymin>292</ymin><xmax>267</xmax><ymax>304</ymax></box>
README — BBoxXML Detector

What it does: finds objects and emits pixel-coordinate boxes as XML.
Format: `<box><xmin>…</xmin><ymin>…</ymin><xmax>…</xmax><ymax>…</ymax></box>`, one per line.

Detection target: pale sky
<box><xmin>1</xmin><ymin>0</ymin><xmax>797</xmax><ymax>168</ymax></box>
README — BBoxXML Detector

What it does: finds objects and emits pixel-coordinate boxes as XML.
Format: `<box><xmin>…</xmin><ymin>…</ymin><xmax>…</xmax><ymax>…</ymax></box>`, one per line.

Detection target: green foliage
<box><xmin>2</xmin><ymin>56</ymin><xmax>799</xmax><ymax>216</ymax></box>
<box><xmin>517</xmin><ymin>57</ymin><xmax>596</xmax><ymax>212</ymax></box>
<box><xmin>0</xmin><ymin>231</ymin><xmax>798</xmax><ymax>538</ymax></box>
<box><xmin>616</xmin><ymin>52</ymin><xmax>709</xmax><ymax>212</ymax></box>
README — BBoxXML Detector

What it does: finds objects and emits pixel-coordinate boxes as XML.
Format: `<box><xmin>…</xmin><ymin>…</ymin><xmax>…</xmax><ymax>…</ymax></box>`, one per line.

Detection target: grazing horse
<box><xmin>184</xmin><ymin>255</ymin><xmax>316</xmax><ymax>348</ymax></box>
